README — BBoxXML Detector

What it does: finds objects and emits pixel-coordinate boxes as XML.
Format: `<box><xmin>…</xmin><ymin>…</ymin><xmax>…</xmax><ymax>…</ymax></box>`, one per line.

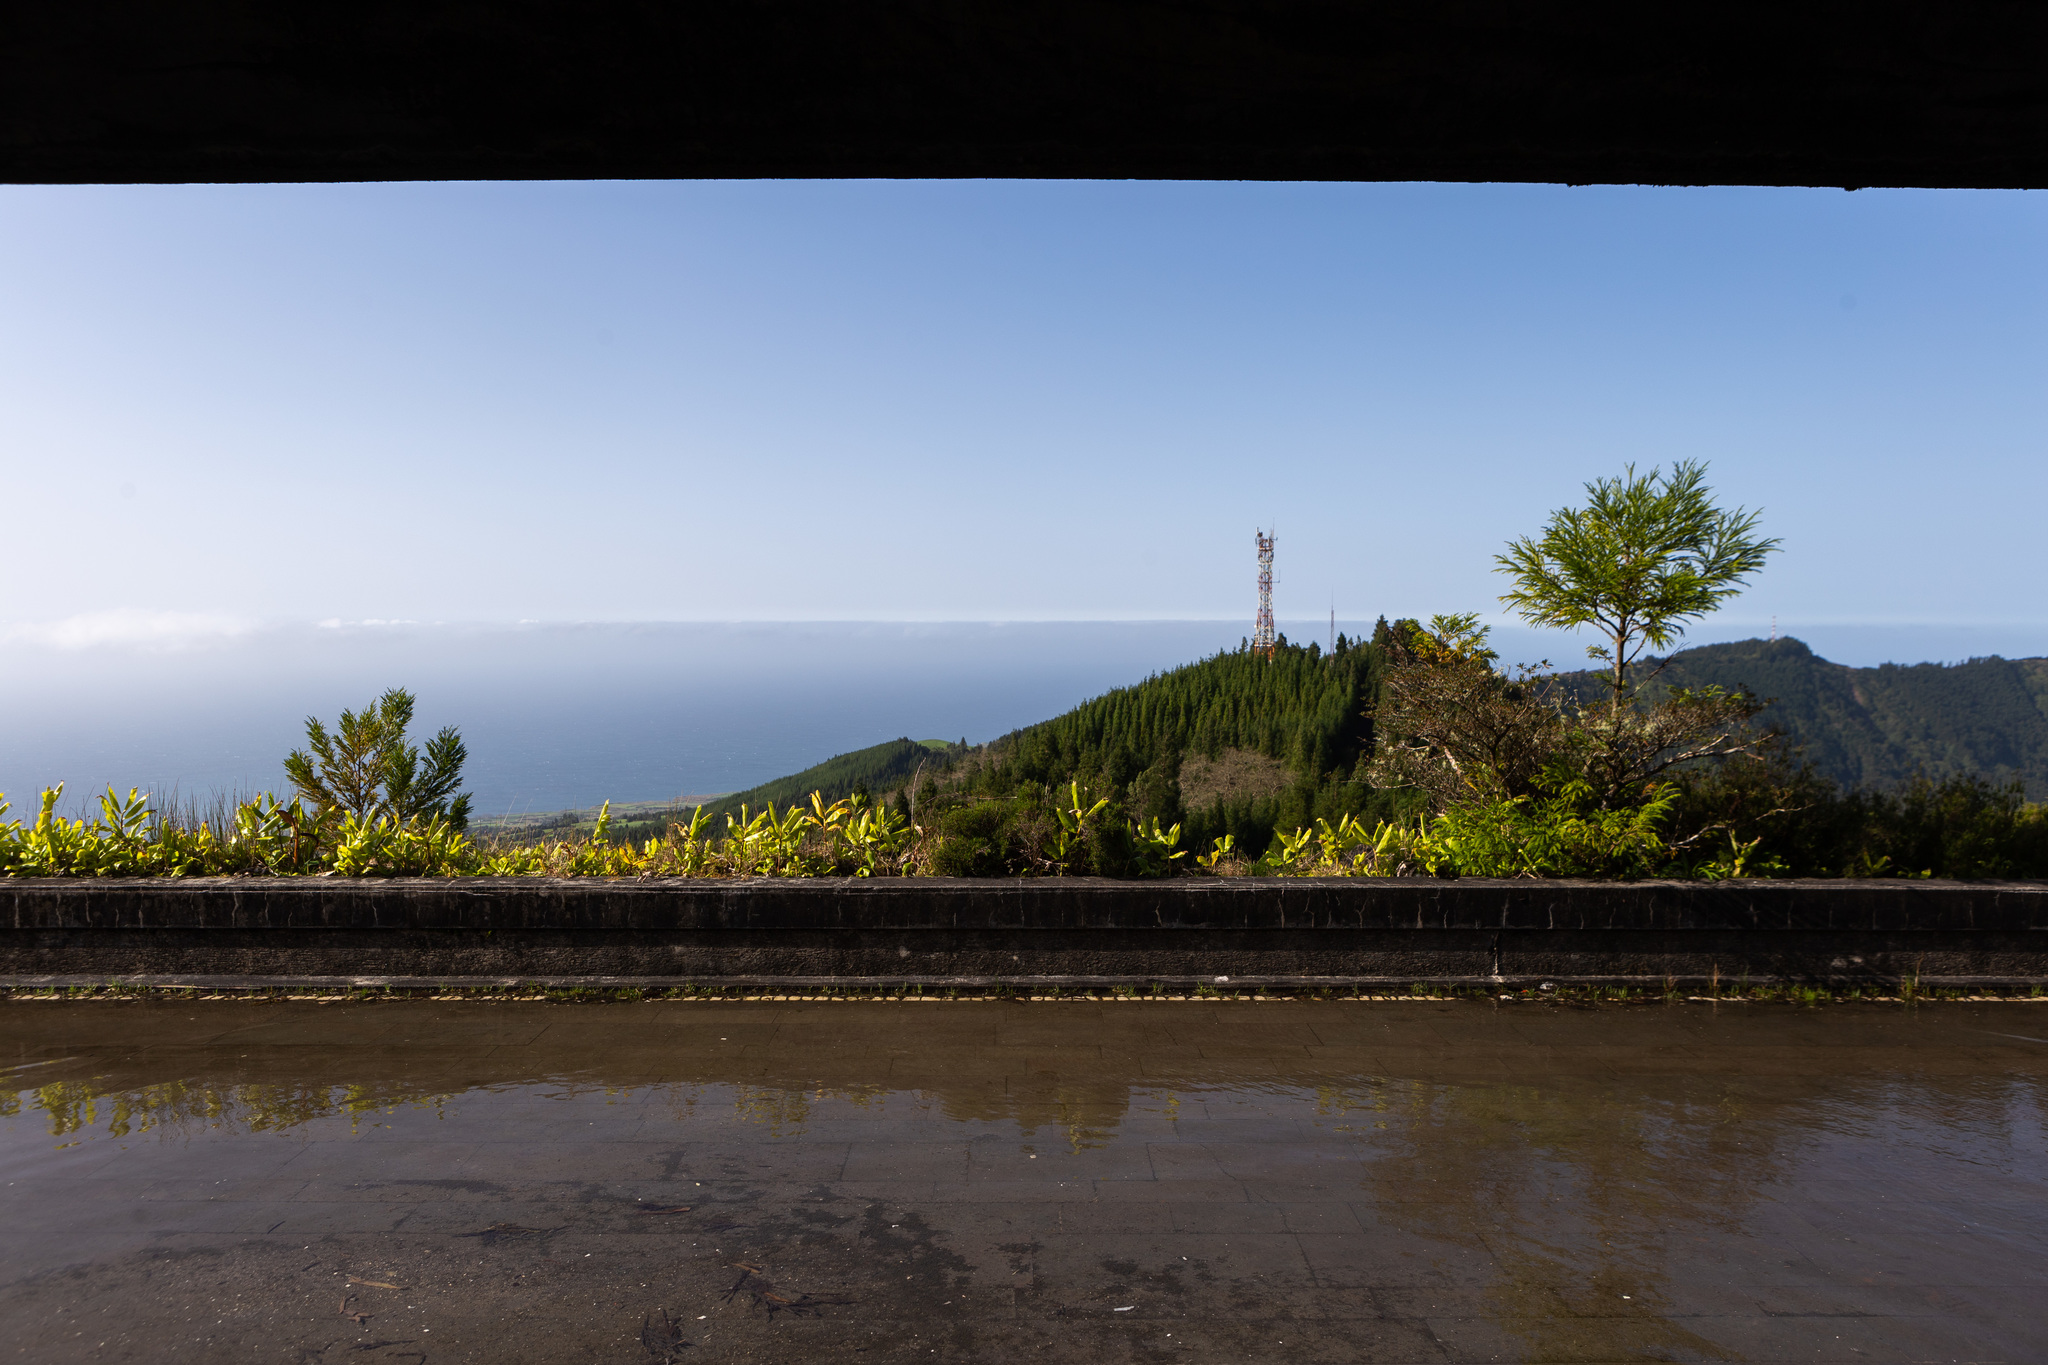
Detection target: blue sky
<box><xmin>2</xmin><ymin>179</ymin><xmax>2043</xmax><ymax>647</ymax></box>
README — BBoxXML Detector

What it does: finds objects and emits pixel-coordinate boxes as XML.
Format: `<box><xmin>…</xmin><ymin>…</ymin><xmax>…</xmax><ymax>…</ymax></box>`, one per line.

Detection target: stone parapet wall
<box><xmin>4</xmin><ymin>878</ymin><xmax>2046</xmax><ymax>986</ymax></box>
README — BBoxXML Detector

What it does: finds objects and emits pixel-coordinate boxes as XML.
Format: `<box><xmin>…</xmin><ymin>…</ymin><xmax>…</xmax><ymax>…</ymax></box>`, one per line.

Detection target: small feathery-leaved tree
<box><xmin>283</xmin><ymin>688</ymin><xmax>471</xmax><ymax>829</ymax></box>
<box><xmin>1496</xmin><ymin>460</ymin><xmax>1779</xmax><ymax>713</ymax></box>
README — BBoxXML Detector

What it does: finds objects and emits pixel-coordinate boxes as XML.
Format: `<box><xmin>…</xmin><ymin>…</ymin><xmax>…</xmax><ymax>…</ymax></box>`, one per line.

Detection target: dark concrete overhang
<box><xmin>7</xmin><ymin>2</ymin><xmax>2048</xmax><ymax>187</ymax></box>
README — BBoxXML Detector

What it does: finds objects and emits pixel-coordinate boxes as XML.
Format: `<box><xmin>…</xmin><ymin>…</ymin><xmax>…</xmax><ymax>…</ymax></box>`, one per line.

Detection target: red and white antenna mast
<box><xmin>1252</xmin><ymin>529</ymin><xmax>1277</xmax><ymax>659</ymax></box>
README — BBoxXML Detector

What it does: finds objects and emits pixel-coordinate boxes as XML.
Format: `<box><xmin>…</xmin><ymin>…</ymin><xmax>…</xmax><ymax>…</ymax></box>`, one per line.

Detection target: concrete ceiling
<box><xmin>8</xmin><ymin>2</ymin><xmax>2047</xmax><ymax>186</ymax></box>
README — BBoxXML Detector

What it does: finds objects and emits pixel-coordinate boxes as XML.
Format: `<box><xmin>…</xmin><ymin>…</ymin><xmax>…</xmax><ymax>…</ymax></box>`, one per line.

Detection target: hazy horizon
<box><xmin>5</xmin><ymin>616</ymin><xmax>2040</xmax><ymax>817</ymax></box>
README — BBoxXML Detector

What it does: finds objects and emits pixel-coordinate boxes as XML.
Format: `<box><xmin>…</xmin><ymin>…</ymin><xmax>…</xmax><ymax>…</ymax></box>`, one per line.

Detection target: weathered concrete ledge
<box><xmin>4</xmin><ymin>876</ymin><xmax>2046</xmax><ymax>988</ymax></box>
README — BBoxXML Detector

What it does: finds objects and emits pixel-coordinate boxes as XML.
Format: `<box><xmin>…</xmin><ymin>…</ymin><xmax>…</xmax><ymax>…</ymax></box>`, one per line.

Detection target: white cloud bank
<box><xmin>0</xmin><ymin>609</ymin><xmax>260</xmax><ymax>651</ymax></box>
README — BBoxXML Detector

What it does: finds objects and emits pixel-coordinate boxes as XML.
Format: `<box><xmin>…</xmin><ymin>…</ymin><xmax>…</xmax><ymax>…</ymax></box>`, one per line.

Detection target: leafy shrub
<box><xmin>0</xmin><ymin>785</ymin><xmax>339</xmax><ymax>877</ymax></box>
<box><xmin>1665</xmin><ymin>760</ymin><xmax>2048</xmax><ymax>879</ymax></box>
<box><xmin>928</xmin><ymin>802</ymin><xmax>1025</xmax><ymax>877</ymax></box>
<box><xmin>914</xmin><ymin>785</ymin><xmax>1187</xmax><ymax>879</ymax></box>
<box><xmin>1250</xmin><ymin>783</ymin><xmax>1672</xmax><ymax>880</ymax></box>
<box><xmin>1422</xmin><ymin>788</ymin><xmax>1674</xmax><ymax>879</ymax></box>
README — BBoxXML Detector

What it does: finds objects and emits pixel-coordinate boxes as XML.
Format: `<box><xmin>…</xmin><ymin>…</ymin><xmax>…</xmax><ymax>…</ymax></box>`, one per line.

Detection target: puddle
<box><xmin>3</xmin><ymin>999</ymin><xmax>2044</xmax><ymax>1361</ymax></box>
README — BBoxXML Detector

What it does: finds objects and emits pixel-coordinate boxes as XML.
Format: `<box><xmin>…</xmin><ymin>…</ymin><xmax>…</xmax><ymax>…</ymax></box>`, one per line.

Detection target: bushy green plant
<box><xmin>927</xmin><ymin>802</ymin><xmax>1018</xmax><ymax>877</ymax></box>
<box><xmin>1423</xmin><ymin>784</ymin><xmax>1674</xmax><ymax>879</ymax></box>
<box><xmin>1254</xmin><ymin>766</ymin><xmax>1675</xmax><ymax>880</ymax></box>
<box><xmin>1689</xmin><ymin>830</ymin><xmax>1789</xmax><ymax>880</ymax></box>
<box><xmin>0</xmin><ymin>787</ymin><xmax>126</xmax><ymax>876</ymax></box>
<box><xmin>0</xmin><ymin>785</ymin><xmax>336</xmax><ymax>876</ymax></box>
<box><xmin>911</xmin><ymin>784</ymin><xmax>1189</xmax><ymax>879</ymax></box>
<box><xmin>1194</xmin><ymin>833</ymin><xmax>1237</xmax><ymax>870</ymax></box>
<box><xmin>1665</xmin><ymin>760</ymin><xmax>2048</xmax><ymax>879</ymax></box>
<box><xmin>1133</xmin><ymin>817</ymin><xmax>1188</xmax><ymax>876</ymax></box>
<box><xmin>1048</xmin><ymin>781</ymin><xmax>1109</xmax><ymax>874</ymax></box>
<box><xmin>331</xmin><ymin>811</ymin><xmax>475</xmax><ymax>876</ymax></box>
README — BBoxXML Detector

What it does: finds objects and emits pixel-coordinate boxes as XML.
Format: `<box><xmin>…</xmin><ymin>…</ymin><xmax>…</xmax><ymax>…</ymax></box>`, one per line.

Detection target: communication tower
<box><xmin>1252</xmin><ymin>530</ymin><xmax>1276</xmax><ymax>659</ymax></box>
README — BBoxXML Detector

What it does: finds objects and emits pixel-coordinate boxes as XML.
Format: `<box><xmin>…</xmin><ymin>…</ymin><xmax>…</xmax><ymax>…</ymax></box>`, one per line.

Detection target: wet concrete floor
<box><xmin>3</xmin><ymin>998</ymin><xmax>2045</xmax><ymax>1363</ymax></box>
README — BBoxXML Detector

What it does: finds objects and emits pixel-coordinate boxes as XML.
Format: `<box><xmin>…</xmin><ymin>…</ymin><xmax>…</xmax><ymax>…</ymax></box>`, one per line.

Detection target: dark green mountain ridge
<box><xmin>1612</xmin><ymin>637</ymin><xmax>2048</xmax><ymax>798</ymax></box>
<box><xmin>698</xmin><ymin>634</ymin><xmax>2048</xmax><ymax>854</ymax></box>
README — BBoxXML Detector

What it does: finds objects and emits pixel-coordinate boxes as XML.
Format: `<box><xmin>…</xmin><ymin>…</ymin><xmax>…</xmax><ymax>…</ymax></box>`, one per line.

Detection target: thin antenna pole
<box><xmin>1252</xmin><ymin>530</ymin><xmax>1276</xmax><ymax>659</ymax></box>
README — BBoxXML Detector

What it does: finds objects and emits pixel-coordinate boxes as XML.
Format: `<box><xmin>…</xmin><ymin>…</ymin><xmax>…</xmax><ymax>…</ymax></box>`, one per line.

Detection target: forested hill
<box><xmin>962</xmin><ymin>637</ymin><xmax>1398</xmax><ymax>847</ymax></box>
<box><xmin>1625</xmin><ymin>637</ymin><xmax>2048</xmax><ymax>797</ymax></box>
<box><xmin>707</xmin><ymin>638</ymin><xmax>1394</xmax><ymax>853</ymax></box>
<box><xmin>709</xmin><ymin>737</ymin><xmax>961</xmax><ymax>817</ymax></box>
<box><xmin>990</xmin><ymin>641</ymin><xmax>1378</xmax><ymax>786</ymax></box>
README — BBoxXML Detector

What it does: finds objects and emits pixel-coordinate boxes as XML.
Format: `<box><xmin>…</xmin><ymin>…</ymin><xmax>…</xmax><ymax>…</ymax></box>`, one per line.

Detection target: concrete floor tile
<box><xmin>1169</xmin><ymin>1203</ymin><xmax>1289</xmax><ymax>1235</ymax></box>
<box><xmin>1274</xmin><ymin>1202</ymin><xmax>1369</xmax><ymax>1236</ymax></box>
<box><xmin>1292</xmin><ymin>1233</ymin><xmax>1502</xmax><ymax>1289</ymax></box>
<box><xmin>839</xmin><ymin>1142</ymin><xmax>971</xmax><ymax>1181</ymax></box>
<box><xmin>1092</xmin><ymin>1178</ymin><xmax>1248</xmax><ymax>1204</ymax></box>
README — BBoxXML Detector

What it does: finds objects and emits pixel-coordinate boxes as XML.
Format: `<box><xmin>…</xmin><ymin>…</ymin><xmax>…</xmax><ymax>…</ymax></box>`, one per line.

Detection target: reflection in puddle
<box><xmin>3</xmin><ymin>1000</ymin><xmax>2045</xmax><ymax>1363</ymax></box>
<box><xmin>8</xmin><ymin>1077</ymin><xmax>456</xmax><ymax>1142</ymax></box>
